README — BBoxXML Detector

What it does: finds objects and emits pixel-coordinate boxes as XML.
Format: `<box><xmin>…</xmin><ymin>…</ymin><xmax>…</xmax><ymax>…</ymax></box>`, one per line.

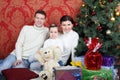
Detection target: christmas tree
<box><xmin>74</xmin><ymin>0</ymin><xmax>120</xmax><ymax>62</ymax></box>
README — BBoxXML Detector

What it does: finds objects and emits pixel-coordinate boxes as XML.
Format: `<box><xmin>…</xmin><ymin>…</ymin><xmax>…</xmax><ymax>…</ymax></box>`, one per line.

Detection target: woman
<box><xmin>59</xmin><ymin>15</ymin><xmax>79</xmax><ymax>65</ymax></box>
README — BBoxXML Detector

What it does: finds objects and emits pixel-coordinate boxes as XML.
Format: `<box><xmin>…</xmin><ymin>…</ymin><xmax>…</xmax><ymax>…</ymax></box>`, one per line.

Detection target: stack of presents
<box><xmin>53</xmin><ymin>56</ymin><xmax>117</xmax><ymax>80</ymax></box>
<box><xmin>53</xmin><ymin>38</ymin><xmax>119</xmax><ymax>80</ymax></box>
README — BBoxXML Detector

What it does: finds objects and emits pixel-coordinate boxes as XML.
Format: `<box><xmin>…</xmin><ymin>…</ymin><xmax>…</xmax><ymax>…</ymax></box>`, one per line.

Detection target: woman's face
<box><xmin>61</xmin><ymin>20</ymin><xmax>73</xmax><ymax>33</ymax></box>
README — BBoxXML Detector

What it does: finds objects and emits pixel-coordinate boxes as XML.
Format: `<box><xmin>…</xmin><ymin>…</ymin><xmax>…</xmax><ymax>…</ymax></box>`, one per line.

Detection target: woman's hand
<box><xmin>13</xmin><ymin>60</ymin><xmax>23</xmax><ymax>66</ymax></box>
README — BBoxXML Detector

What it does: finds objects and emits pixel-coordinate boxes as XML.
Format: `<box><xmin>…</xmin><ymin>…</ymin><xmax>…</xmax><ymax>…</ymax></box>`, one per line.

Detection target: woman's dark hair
<box><xmin>34</xmin><ymin>10</ymin><xmax>46</xmax><ymax>18</ymax></box>
<box><xmin>60</xmin><ymin>15</ymin><xmax>74</xmax><ymax>24</ymax></box>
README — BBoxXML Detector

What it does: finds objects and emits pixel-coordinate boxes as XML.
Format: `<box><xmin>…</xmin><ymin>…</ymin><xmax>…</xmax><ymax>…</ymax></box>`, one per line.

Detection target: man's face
<box><xmin>34</xmin><ymin>13</ymin><xmax>46</xmax><ymax>27</ymax></box>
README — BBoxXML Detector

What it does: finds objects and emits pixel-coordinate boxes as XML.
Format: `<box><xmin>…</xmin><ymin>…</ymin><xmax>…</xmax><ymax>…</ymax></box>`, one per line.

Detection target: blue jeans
<box><xmin>0</xmin><ymin>54</ymin><xmax>42</xmax><ymax>74</ymax></box>
<box><xmin>58</xmin><ymin>60</ymin><xmax>64</xmax><ymax>66</ymax></box>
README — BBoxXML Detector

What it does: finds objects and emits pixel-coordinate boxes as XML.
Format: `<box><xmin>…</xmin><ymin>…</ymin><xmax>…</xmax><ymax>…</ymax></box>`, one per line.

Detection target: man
<box><xmin>0</xmin><ymin>10</ymin><xmax>49</xmax><ymax>73</ymax></box>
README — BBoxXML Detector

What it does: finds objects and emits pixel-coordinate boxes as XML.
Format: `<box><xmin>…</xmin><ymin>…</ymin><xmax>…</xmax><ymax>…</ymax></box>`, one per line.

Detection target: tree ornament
<box><xmin>99</xmin><ymin>2</ymin><xmax>104</xmax><ymax>8</ymax></box>
<box><xmin>91</xmin><ymin>11</ymin><xmax>96</xmax><ymax>16</ymax></box>
<box><xmin>93</xmin><ymin>6</ymin><xmax>96</xmax><ymax>9</ymax></box>
<box><xmin>106</xmin><ymin>30</ymin><xmax>111</xmax><ymax>34</ymax></box>
<box><xmin>115</xmin><ymin>11</ymin><xmax>120</xmax><ymax>16</ymax></box>
<box><xmin>74</xmin><ymin>22</ymin><xmax>78</xmax><ymax>27</ymax></box>
<box><xmin>110</xmin><ymin>17</ymin><xmax>115</xmax><ymax>21</ymax></box>
<box><xmin>99</xmin><ymin>0</ymin><xmax>106</xmax><ymax>8</ymax></box>
<box><xmin>101</xmin><ymin>0</ymin><xmax>106</xmax><ymax>5</ymax></box>
<box><xmin>109</xmin><ymin>0</ymin><xmax>113</xmax><ymax>2</ymax></box>
<box><xmin>82</xmin><ymin>4</ymin><xmax>85</xmax><ymax>7</ymax></box>
<box><xmin>97</xmin><ymin>26</ymin><xmax>102</xmax><ymax>31</ymax></box>
<box><xmin>115</xmin><ymin>8</ymin><xmax>118</xmax><ymax>12</ymax></box>
<box><xmin>85</xmin><ymin>14</ymin><xmax>88</xmax><ymax>17</ymax></box>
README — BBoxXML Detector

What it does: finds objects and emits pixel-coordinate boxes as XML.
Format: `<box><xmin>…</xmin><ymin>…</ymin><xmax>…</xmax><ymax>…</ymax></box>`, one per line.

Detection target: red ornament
<box><xmin>91</xmin><ymin>11</ymin><xmax>96</xmax><ymax>16</ymax></box>
<box><xmin>97</xmin><ymin>26</ymin><xmax>102</xmax><ymax>31</ymax></box>
<box><xmin>84</xmin><ymin>37</ymin><xmax>102</xmax><ymax>70</ymax></box>
<box><xmin>109</xmin><ymin>0</ymin><xmax>113</xmax><ymax>2</ymax></box>
<box><xmin>74</xmin><ymin>22</ymin><xmax>78</xmax><ymax>27</ymax></box>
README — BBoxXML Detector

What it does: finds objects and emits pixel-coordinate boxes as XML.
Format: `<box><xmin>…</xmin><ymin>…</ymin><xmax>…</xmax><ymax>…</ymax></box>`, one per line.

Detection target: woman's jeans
<box><xmin>0</xmin><ymin>54</ymin><xmax>42</xmax><ymax>74</ymax></box>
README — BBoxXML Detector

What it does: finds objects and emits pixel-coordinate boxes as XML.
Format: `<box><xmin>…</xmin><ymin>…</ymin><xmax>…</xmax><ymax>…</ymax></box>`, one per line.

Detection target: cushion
<box><xmin>2</xmin><ymin>68</ymin><xmax>39</xmax><ymax>80</ymax></box>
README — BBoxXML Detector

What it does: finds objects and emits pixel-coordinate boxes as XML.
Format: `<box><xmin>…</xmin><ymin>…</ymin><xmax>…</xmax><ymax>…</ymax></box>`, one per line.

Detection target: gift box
<box><xmin>53</xmin><ymin>66</ymin><xmax>81</xmax><ymax>80</ymax></box>
<box><xmin>82</xmin><ymin>68</ymin><xmax>113</xmax><ymax>80</ymax></box>
<box><xmin>74</xmin><ymin>56</ymin><xmax>85</xmax><ymax>65</ymax></box>
<box><xmin>102</xmin><ymin>56</ymin><xmax>115</xmax><ymax>67</ymax></box>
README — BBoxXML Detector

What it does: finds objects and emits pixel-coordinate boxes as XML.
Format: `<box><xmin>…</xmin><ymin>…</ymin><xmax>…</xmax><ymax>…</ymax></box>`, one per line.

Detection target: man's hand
<box><xmin>13</xmin><ymin>60</ymin><xmax>23</xmax><ymax>66</ymax></box>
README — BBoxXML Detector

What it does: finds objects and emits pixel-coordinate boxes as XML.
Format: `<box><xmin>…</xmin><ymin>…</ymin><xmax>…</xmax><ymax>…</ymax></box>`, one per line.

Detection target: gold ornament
<box><xmin>101</xmin><ymin>0</ymin><xmax>106</xmax><ymax>5</ymax></box>
<box><xmin>85</xmin><ymin>14</ymin><xmax>88</xmax><ymax>17</ymax></box>
<box><xmin>82</xmin><ymin>4</ymin><xmax>85</xmax><ymax>7</ymax></box>
<box><xmin>110</xmin><ymin>17</ymin><xmax>115</xmax><ymax>21</ymax></box>
<box><xmin>106</xmin><ymin>30</ymin><xmax>111</xmax><ymax>34</ymax></box>
<box><xmin>115</xmin><ymin>8</ymin><xmax>118</xmax><ymax>12</ymax></box>
<box><xmin>115</xmin><ymin>11</ymin><xmax>120</xmax><ymax>16</ymax></box>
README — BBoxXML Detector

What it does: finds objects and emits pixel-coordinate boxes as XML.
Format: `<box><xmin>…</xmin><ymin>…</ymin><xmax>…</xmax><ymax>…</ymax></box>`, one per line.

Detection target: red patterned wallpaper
<box><xmin>0</xmin><ymin>0</ymin><xmax>83</xmax><ymax>58</ymax></box>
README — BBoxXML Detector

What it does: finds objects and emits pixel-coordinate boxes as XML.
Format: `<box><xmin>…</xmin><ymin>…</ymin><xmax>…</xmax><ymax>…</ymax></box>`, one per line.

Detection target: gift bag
<box><xmin>84</xmin><ymin>37</ymin><xmax>102</xmax><ymax>70</ymax></box>
<box><xmin>85</xmin><ymin>51</ymin><xmax>102</xmax><ymax>70</ymax></box>
<box><xmin>53</xmin><ymin>66</ymin><xmax>81</xmax><ymax>80</ymax></box>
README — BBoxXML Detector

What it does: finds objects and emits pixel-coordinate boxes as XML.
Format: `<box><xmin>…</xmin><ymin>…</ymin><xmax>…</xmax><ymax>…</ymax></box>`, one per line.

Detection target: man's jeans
<box><xmin>0</xmin><ymin>54</ymin><xmax>42</xmax><ymax>74</ymax></box>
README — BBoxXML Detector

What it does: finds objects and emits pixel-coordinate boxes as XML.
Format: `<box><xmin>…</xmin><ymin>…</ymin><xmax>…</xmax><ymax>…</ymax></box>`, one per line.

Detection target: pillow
<box><xmin>2</xmin><ymin>68</ymin><xmax>39</xmax><ymax>80</ymax></box>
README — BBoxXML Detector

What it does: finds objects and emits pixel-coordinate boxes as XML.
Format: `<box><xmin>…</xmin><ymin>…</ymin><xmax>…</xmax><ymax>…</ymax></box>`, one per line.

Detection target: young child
<box><xmin>43</xmin><ymin>24</ymin><xmax>64</xmax><ymax>66</ymax></box>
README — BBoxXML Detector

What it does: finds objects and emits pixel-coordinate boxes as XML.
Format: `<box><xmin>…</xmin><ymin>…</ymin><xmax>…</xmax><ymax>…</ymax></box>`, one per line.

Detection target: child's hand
<box><xmin>13</xmin><ymin>60</ymin><xmax>23</xmax><ymax>66</ymax></box>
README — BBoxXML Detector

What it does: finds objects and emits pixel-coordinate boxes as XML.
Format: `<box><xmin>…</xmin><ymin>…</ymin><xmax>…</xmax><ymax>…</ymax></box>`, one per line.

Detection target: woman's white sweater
<box><xmin>59</xmin><ymin>30</ymin><xmax>79</xmax><ymax>65</ymax></box>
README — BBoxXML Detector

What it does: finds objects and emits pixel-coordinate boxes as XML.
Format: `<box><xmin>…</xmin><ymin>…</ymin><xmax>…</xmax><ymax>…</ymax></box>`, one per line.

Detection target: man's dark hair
<box><xmin>34</xmin><ymin>10</ymin><xmax>46</xmax><ymax>18</ymax></box>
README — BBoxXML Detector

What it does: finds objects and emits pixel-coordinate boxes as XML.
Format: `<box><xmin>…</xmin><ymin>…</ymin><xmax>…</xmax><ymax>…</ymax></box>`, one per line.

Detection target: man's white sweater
<box><xmin>11</xmin><ymin>25</ymin><xmax>49</xmax><ymax>60</ymax></box>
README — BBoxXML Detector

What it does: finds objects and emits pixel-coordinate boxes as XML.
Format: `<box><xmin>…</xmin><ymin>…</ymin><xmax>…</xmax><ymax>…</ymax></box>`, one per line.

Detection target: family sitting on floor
<box><xmin>0</xmin><ymin>10</ymin><xmax>79</xmax><ymax>75</ymax></box>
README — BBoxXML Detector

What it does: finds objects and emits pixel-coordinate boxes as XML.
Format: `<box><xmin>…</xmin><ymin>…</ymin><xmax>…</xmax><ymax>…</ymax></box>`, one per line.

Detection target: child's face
<box><xmin>49</xmin><ymin>27</ymin><xmax>59</xmax><ymax>39</ymax></box>
<box><xmin>61</xmin><ymin>20</ymin><xmax>73</xmax><ymax>33</ymax></box>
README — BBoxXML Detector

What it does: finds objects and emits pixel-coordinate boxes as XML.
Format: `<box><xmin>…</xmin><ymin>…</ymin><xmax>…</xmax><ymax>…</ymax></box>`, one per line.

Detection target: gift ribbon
<box><xmin>70</xmin><ymin>61</ymin><xmax>85</xmax><ymax>68</ymax></box>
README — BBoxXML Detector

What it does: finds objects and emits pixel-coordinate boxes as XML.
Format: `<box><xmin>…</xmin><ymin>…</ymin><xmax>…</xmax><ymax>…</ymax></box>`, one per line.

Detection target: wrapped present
<box><xmin>84</xmin><ymin>37</ymin><xmax>102</xmax><ymax>70</ymax></box>
<box><xmin>85</xmin><ymin>51</ymin><xmax>102</xmax><ymax>70</ymax></box>
<box><xmin>72</xmin><ymin>56</ymin><xmax>85</xmax><ymax>68</ymax></box>
<box><xmin>82</xmin><ymin>68</ymin><xmax>113</xmax><ymax>80</ymax></box>
<box><xmin>74</xmin><ymin>56</ymin><xmax>85</xmax><ymax>66</ymax></box>
<box><xmin>53</xmin><ymin>66</ymin><xmax>82</xmax><ymax>80</ymax></box>
<box><xmin>102</xmin><ymin>56</ymin><xmax>115</xmax><ymax>67</ymax></box>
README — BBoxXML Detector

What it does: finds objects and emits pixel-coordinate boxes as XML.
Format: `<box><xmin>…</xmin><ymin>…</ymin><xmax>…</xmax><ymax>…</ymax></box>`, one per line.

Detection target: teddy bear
<box><xmin>35</xmin><ymin>46</ymin><xmax>61</xmax><ymax>80</ymax></box>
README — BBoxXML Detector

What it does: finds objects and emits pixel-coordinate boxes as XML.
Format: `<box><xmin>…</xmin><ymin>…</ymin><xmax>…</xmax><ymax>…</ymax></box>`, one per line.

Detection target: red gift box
<box><xmin>53</xmin><ymin>66</ymin><xmax>81</xmax><ymax>80</ymax></box>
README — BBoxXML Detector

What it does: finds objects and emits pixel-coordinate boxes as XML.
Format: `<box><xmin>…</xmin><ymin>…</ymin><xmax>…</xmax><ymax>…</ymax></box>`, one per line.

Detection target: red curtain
<box><xmin>0</xmin><ymin>0</ymin><xmax>83</xmax><ymax>58</ymax></box>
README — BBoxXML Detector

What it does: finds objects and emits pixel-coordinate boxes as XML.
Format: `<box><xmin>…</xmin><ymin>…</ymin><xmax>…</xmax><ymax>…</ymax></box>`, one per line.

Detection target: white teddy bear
<box><xmin>35</xmin><ymin>47</ymin><xmax>61</xmax><ymax>80</ymax></box>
